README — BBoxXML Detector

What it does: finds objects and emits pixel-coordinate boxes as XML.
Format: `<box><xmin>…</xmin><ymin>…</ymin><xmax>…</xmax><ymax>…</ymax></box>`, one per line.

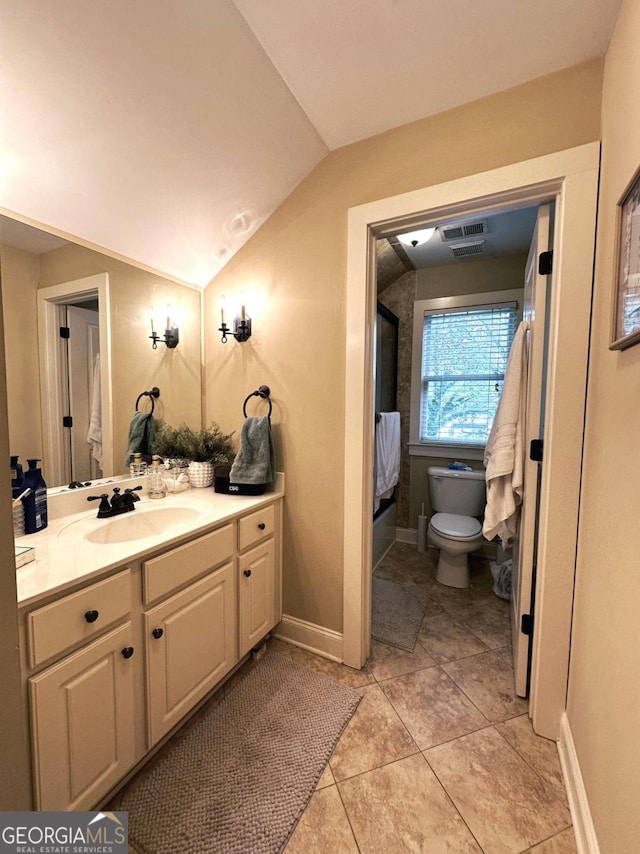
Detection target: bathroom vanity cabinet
<box><xmin>17</xmin><ymin>488</ymin><xmax>283</xmax><ymax>812</ymax></box>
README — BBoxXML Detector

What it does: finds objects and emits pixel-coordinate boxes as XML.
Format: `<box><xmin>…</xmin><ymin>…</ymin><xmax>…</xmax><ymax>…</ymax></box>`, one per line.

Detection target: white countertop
<box><xmin>15</xmin><ymin>479</ymin><xmax>284</xmax><ymax>609</ymax></box>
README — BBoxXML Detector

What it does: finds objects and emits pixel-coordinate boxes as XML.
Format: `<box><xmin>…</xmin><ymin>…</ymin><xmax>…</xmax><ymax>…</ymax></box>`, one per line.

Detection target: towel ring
<box><xmin>242</xmin><ymin>385</ymin><xmax>272</xmax><ymax>419</ymax></box>
<box><xmin>135</xmin><ymin>386</ymin><xmax>160</xmax><ymax>415</ymax></box>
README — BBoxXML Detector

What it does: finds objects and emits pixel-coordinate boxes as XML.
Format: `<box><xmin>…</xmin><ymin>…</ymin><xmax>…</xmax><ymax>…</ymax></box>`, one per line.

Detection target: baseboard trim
<box><xmin>373</xmin><ymin>540</ymin><xmax>395</xmax><ymax>572</ymax></box>
<box><xmin>396</xmin><ymin>527</ymin><xmax>417</xmax><ymax>545</ymax></box>
<box><xmin>557</xmin><ymin>712</ymin><xmax>601</xmax><ymax>854</ymax></box>
<box><xmin>273</xmin><ymin>614</ymin><xmax>343</xmax><ymax>662</ymax></box>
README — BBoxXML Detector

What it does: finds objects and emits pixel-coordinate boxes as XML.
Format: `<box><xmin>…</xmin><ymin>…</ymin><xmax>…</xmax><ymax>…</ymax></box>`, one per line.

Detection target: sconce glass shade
<box><xmin>397</xmin><ymin>227</ymin><xmax>436</xmax><ymax>247</ymax></box>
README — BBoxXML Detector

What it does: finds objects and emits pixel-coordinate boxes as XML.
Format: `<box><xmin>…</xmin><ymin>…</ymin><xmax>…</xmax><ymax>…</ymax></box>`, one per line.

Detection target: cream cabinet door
<box><xmin>145</xmin><ymin>563</ymin><xmax>236</xmax><ymax>746</ymax></box>
<box><xmin>29</xmin><ymin>622</ymin><xmax>136</xmax><ymax>811</ymax></box>
<box><xmin>239</xmin><ymin>540</ymin><xmax>275</xmax><ymax>657</ymax></box>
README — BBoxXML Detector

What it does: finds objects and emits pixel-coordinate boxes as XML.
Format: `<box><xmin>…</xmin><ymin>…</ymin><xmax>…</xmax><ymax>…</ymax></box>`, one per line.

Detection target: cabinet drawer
<box><xmin>27</xmin><ymin>569</ymin><xmax>132</xmax><ymax>668</ymax></box>
<box><xmin>143</xmin><ymin>524</ymin><xmax>233</xmax><ymax>604</ymax></box>
<box><xmin>238</xmin><ymin>504</ymin><xmax>275</xmax><ymax>552</ymax></box>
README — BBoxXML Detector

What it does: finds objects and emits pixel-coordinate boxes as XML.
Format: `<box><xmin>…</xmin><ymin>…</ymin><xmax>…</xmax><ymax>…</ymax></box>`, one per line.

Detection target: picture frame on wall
<box><xmin>610</xmin><ymin>165</ymin><xmax>640</xmax><ymax>350</ymax></box>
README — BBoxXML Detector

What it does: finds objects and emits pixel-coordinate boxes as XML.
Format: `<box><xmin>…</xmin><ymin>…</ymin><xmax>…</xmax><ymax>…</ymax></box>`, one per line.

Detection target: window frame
<box><xmin>409</xmin><ymin>289</ymin><xmax>523</xmax><ymax>458</ymax></box>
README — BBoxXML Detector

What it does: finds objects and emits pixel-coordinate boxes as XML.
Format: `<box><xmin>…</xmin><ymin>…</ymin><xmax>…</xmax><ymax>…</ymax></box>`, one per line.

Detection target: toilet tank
<box><xmin>427</xmin><ymin>466</ymin><xmax>486</xmax><ymax>516</ymax></box>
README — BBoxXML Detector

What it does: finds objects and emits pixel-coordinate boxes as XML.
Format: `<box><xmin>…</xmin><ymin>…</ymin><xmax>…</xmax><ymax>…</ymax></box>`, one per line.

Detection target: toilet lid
<box><xmin>430</xmin><ymin>512</ymin><xmax>482</xmax><ymax>539</ymax></box>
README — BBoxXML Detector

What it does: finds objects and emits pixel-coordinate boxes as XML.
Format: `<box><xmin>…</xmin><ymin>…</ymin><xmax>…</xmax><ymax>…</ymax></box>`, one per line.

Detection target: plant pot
<box><xmin>188</xmin><ymin>460</ymin><xmax>214</xmax><ymax>488</ymax></box>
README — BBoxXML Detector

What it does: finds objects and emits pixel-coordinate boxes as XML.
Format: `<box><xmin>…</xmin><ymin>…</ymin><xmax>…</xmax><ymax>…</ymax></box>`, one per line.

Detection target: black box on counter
<box><xmin>213</xmin><ymin>465</ymin><xmax>267</xmax><ymax>496</ymax></box>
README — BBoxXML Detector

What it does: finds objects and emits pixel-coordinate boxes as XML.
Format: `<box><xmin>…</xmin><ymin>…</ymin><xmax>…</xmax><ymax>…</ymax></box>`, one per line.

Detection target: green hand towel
<box><xmin>229</xmin><ymin>416</ymin><xmax>275</xmax><ymax>484</ymax></box>
<box><xmin>125</xmin><ymin>412</ymin><xmax>156</xmax><ymax>467</ymax></box>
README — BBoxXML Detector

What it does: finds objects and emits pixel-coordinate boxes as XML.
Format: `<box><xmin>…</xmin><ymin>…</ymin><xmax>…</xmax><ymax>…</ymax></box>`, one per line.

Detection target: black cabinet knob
<box><xmin>121</xmin><ymin>647</ymin><xmax>134</xmax><ymax>659</ymax></box>
<box><xmin>84</xmin><ymin>610</ymin><xmax>99</xmax><ymax>623</ymax></box>
<box><xmin>258</xmin><ymin>522</ymin><xmax>266</xmax><ymax>530</ymax></box>
<box><xmin>244</xmin><ymin>569</ymin><xmax>252</xmax><ymax>577</ymax></box>
<box><xmin>152</xmin><ymin>628</ymin><xmax>164</xmax><ymax>639</ymax></box>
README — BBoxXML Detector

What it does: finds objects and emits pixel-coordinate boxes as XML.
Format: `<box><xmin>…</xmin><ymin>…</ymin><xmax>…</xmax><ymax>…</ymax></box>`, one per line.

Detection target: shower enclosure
<box><xmin>373</xmin><ymin>300</ymin><xmax>399</xmax><ymax>567</ymax></box>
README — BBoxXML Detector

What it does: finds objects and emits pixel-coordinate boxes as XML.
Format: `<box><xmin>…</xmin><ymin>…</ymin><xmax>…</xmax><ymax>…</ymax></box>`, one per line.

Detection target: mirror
<box><xmin>0</xmin><ymin>214</ymin><xmax>203</xmax><ymax>489</ymax></box>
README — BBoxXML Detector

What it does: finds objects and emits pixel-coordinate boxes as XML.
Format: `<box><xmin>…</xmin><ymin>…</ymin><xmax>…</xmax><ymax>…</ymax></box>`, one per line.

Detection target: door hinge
<box><xmin>59</xmin><ymin>326</ymin><xmax>70</xmax><ymax>339</ymax></box>
<box><xmin>530</xmin><ymin>439</ymin><xmax>543</xmax><ymax>462</ymax></box>
<box><xmin>521</xmin><ymin>614</ymin><xmax>534</xmax><ymax>636</ymax></box>
<box><xmin>538</xmin><ymin>250</ymin><xmax>553</xmax><ymax>276</ymax></box>
<box><xmin>62</xmin><ymin>415</ymin><xmax>73</xmax><ymax>428</ymax></box>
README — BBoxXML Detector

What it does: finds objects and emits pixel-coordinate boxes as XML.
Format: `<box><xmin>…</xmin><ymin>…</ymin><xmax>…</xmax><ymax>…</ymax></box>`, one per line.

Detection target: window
<box><xmin>410</xmin><ymin>294</ymin><xmax>519</xmax><ymax>450</ymax></box>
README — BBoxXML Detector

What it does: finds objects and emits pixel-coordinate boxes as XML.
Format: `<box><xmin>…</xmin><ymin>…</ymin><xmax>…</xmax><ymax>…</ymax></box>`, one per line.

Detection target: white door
<box><xmin>512</xmin><ymin>204</ymin><xmax>551</xmax><ymax>697</ymax></box>
<box><xmin>66</xmin><ymin>304</ymin><xmax>100</xmax><ymax>482</ymax></box>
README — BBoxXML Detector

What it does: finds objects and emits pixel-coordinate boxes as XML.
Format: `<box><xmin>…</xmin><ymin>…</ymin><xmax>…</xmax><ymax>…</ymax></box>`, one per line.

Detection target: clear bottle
<box><xmin>148</xmin><ymin>455</ymin><xmax>166</xmax><ymax>499</ymax></box>
<box><xmin>130</xmin><ymin>452</ymin><xmax>148</xmax><ymax>478</ymax></box>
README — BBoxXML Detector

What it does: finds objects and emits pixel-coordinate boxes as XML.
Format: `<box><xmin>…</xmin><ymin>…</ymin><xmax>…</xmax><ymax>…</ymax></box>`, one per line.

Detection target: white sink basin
<box><xmin>85</xmin><ymin>506</ymin><xmax>201</xmax><ymax>544</ymax></box>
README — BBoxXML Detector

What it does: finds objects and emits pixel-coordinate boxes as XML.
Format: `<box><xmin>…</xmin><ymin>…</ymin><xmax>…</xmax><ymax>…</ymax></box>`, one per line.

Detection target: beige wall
<box><xmin>567</xmin><ymin>1</ymin><xmax>640</xmax><ymax>850</ymax></box>
<box><xmin>0</xmin><ymin>244</ymin><xmax>43</xmax><ymax>465</ymax></box>
<box><xmin>416</xmin><ymin>253</ymin><xmax>528</xmax><ymax>300</ymax></box>
<box><xmin>204</xmin><ymin>60</ymin><xmax>602</xmax><ymax>633</ymax></box>
<box><xmin>38</xmin><ymin>244</ymin><xmax>202</xmax><ymax>479</ymax></box>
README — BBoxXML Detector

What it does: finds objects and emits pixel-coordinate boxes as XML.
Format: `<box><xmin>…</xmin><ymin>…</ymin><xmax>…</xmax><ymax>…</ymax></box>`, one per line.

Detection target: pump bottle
<box><xmin>22</xmin><ymin>458</ymin><xmax>48</xmax><ymax>534</ymax></box>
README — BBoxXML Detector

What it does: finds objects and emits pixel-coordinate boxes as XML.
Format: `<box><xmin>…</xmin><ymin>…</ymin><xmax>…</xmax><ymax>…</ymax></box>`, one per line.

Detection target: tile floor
<box><xmin>283</xmin><ymin>543</ymin><xmax>577</xmax><ymax>854</ymax></box>
<box><xmin>116</xmin><ymin>542</ymin><xmax>577</xmax><ymax>853</ymax></box>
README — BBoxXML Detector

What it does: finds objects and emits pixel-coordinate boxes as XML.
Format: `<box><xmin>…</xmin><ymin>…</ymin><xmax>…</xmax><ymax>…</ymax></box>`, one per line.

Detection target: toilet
<box><xmin>427</xmin><ymin>466</ymin><xmax>486</xmax><ymax>588</ymax></box>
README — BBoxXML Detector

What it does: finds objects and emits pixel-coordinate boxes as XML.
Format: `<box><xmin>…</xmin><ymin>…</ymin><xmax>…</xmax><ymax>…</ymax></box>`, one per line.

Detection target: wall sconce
<box><xmin>150</xmin><ymin>305</ymin><xmax>179</xmax><ymax>350</ymax></box>
<box><xmin>218</xmin><ymin>293</ymin><xmax>252</xmax><ymax>343</ymax></box>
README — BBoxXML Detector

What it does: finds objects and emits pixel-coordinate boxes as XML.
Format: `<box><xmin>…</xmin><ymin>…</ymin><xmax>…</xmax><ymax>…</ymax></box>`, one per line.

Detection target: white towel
<box><xmin>374</xmin><ymin>412</ymin><xmax>401</xmax><ymax>513</ymax></box>
<box><xmin>86</xmin><ymin>354</ymin><xmax>102</xmax><ymax>467</ymax></box>
<box><xmin>483</xmin><ymin>321</ymin><xmax>529</xmax><ymax>548</ymax></box>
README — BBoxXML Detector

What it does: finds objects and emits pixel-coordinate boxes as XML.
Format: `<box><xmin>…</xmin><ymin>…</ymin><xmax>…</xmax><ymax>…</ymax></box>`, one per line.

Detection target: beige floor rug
<box><xmin>121</xmin><ymin>650</ymin><xmax>361</xmax><ymax>853</ymax></box>
<box><xmin>371</xmin><ymin>577</ymin><xmax>429</xmax><ymax>651</ymax></box>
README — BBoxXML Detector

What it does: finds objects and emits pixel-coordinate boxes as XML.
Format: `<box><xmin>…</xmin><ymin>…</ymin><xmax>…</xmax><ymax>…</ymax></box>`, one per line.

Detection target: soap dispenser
<box><xmin>10</xmin><ymin>455</ymin><xmax>24</xmax><ymax>498</ymax></box>
<box><xmin>11</xmin><ymin>455</ymin><xmax>25</xmax><ymax>536</ymax></box>
<box><xmin>148</xmin><ymin>455</ymin><xmax>166</xmax><ymax>499</ymax></box>
<box><xmin>22</xmin><ymin>458</ymin><xmax>48</xmax><ymax>534</ymax></box>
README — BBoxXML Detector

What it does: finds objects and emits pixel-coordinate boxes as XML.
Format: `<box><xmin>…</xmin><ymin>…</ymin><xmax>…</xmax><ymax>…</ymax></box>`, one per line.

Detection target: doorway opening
<box><xmin>37</xmin><ymin>273</ymin><xmax>113</xmax><ymax>487</ymax></box>
<box><xmin>371</xmin><ymin>201</ymin><xmax>551</xmax><ymax>703</ymax></box>
<box><xmin>343</xmin><ymin>143</ymin><xmax>600</xmax><ymax>739</ymax></box>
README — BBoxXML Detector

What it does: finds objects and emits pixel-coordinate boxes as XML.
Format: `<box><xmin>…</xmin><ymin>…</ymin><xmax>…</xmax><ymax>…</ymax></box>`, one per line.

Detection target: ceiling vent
<box><xmin>450</xmin><ymin>241</ymin><xmax>485</xmax><ymax>258</ymax></box>
<box><xmin>440</xmin><ymin>220</ymin><xmax>488</xmax><ymax>241</ymax></box>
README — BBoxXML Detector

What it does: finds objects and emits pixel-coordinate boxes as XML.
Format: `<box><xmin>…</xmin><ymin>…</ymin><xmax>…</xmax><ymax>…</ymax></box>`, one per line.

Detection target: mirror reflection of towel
<box><xmin>229</xmin><ymin>416</ymin><xmax>275</xmax><ymax>484</ymax></box>
<box><xmin>87</xmin><ymin>354</ymin><xmax>102</xmax><ymax>466</ymax></box>
<box><xmin>125</xmin><ymin>412</ymin><xmax>156</xmax><ymax>467</ymax></box>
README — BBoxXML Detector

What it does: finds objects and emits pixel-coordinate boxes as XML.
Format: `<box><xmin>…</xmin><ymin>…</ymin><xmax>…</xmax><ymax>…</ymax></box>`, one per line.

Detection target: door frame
<box><xmin>343</xmin><ymin>142</ymin><xmax>600</xmax><ymax>739</ymax></box>
<box><xmin>37</xmin><ymin>274</ymin><xmax>113</xmax><ymax>486</ymax></box>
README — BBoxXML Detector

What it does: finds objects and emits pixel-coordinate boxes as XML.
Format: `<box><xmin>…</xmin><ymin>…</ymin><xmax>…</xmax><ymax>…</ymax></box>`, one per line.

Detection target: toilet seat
<box><xmin>430</xmin><ymin>512</ymin><xmax>481</xmax><ymax>540</ymax></box>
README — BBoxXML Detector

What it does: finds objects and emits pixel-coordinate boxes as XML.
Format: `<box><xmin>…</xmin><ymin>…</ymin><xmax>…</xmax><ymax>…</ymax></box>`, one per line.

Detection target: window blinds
<box><xmin>420</xmin><ymin>304</ymin><xmax>517</xmax><ymax>444</ymax></box>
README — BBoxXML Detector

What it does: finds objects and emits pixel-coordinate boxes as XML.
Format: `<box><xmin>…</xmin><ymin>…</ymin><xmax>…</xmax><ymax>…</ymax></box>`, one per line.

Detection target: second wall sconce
<box><xmin>218</xmin><ymin>293</ymin><xmax>251</xmax><ymax>343</ymax></box>
<box><xmin>150</xmin><ymin>305</ymin><xmax>179</xmax><ymax>350</ymax></box>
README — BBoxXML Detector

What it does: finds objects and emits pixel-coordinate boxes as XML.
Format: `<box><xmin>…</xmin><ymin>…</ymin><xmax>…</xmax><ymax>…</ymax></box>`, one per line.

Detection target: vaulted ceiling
<box><xmin>0</xmin><ymin>0</ymin><xmax>621</xmax><ymax>287</ymax></box>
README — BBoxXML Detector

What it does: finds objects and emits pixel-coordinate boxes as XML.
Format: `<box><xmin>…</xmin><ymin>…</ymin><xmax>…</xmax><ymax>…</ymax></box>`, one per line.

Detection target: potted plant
<box><xmin>153</xmin><ymin>421</ymin><xmax>235</xmax><ymax>488</ymax></box>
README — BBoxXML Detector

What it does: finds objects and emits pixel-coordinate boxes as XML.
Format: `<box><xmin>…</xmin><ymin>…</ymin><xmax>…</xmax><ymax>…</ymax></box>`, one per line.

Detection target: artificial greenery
<box><xmin>153</xmin><ymin>420</ymin><xmax>235</xmax><ymax>464</ymax></box>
